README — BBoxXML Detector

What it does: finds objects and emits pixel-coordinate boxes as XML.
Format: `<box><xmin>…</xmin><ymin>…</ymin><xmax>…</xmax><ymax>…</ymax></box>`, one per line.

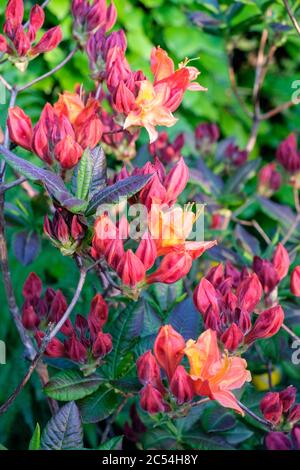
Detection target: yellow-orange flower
<box><xmin>124</xmin><ymin>80</ymin><xmax>177</xmax><ymax>143</ymax></box>
<box><xmin>184</xmin><ymin>329</ymin><xmax>251</xmax><ymax>414</ymax></box>
<box><xmin>54</xmin><ymin>92</ymin><xmax>85</xmax><ymax>124</ymax></box>
<box><xmin>124</xmin><ymin>47</ymin><xmax>206</xmax><ymax>143</ymax></box>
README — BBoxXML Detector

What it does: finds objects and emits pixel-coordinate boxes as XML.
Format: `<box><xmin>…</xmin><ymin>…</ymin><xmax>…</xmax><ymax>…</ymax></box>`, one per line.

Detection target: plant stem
<box><xmin>16</xmin><ymin>47</ymin><xmax>78</xmax><ymax>92</ymax></box>
<box><xmin>237</xmin><ymin>401</ymin><xmax>274</xmax><ymax>430</ymax></box>
<box><xmin>283</xmin><ymin>0</ymin><xmax>300</xmax><ymax>37</ymax></box>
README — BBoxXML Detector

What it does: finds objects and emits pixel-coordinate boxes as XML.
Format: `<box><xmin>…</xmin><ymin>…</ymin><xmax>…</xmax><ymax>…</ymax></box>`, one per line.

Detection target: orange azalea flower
<box><xmin>184</xmin><ymin>329</ymin><xmax>251</xmax><ymax>414</ymax></box>
<box><xmin>124</xmin><ymin>47</ymin><xmax>206</xmax><ymax>143</ymax></box>
<box><xmin>149</xmin><ymin>204</ymin><xmax>216</xmax><ymax>258</ymax></box>
<box><xmin>54</xmin><ymin>92</ymin><xmax>85</xmax><ymax>124</ymax></box>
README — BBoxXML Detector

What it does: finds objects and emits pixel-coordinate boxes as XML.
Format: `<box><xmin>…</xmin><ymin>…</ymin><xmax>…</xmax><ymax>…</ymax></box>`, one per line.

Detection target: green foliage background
<box><xmin>0</xmin><ymin>0</ymin><xmax>300</xmax><ymax>450</ymax></box>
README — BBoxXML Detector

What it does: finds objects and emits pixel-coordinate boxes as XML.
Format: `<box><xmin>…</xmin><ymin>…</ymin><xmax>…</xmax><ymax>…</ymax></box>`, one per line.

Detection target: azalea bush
<box><xmin>0</xmin><ymin>0</ymin><xmax>300</xmax><ymax>452</ymax></box>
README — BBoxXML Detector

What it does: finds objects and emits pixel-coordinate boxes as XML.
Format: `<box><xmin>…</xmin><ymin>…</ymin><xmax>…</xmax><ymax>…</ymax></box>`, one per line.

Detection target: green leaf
<box><xmin>29</xmin><ymin>423</ymin><xmax>41</xmax><ymax>450</ymax></box>
<box><xmin>78</xmin><ymin>384</ymin><xmax>122</xmax><ymax>424</ymax></box>
<box><xmin>90</xmin><ymin>146</ymin><xmax>107</xmax><ymax>196</ymax></box>
<box><xmin>0</xmin><ymin>444</ymin><xmax>7</xmax><ymax>450</ymax></box>
<box><xmin>202</xmin><ymin>407</ymin><xmax>236</xmax><ymax>433</ymax></box>
<box><xmin>97</xmin><ymin>436</ymin><xmax>123</xmax><ymax>450</ymax></box>
<box><xmin>74</xmin><ymin>148</ymin><xmax>93</xmax><ymax>201</ymax></box>
<box><xmin>41</xmin><ymin>402</ymin><xmax>83</xmax><ymax>450</ymax></box>
<box><xmin>0</xmin><ymin>145</ymin><xmax>86</xmax><ymax>213</ymax></box>
<box><xmin>85</xmin><ymin>174</ymin><xmax>153</xmax><ymax>216</ymax></box>
<box><xmin>224</xmin><ymin>159</ymin><xmax>261</xmax><ymax>194</ymax></box>
<box><xmin>44</xmin><ymin>370</ymin><xmax>104</xmax><ymax>401</ymax></box>
<box><xmin>106</xmin><ymin>300</ymin><xmax>145</xmax><ymax>379</ymax></box>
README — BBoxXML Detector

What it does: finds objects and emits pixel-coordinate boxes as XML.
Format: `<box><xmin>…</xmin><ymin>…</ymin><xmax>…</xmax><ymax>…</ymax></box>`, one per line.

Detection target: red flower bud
<box><xmin>279</xmin><ymin>386</ymin><xmax>297</xmax><ymax>412</ymax></box>
<box><xmin>0</xmin><ymin>35</ymin><xmax>8</xmax><ymax>53</ymax></box>
<box><xmin>105</xmin><ymin>1</ymin><xmax>117</xmax><ymax>31</ymax></box>
<box><xmin>252</xmin><ymin>257</ymin><xmax>279</xmax><ymax>294</ymax></box>
<box><xmin>136</xmin><ymin>351</ymin><xmax>164</xmax><ymax>393</ymax></box>
<box><xmin>164</xmin><ymin>157</ymin><xmax>189</xmax><ymax>204</ymax></box>
<box><xmin>245</xmin><ymin>305</ymin><xmax>284</xmax><ymax>344</ymax></box>
<box><xmin>154</xmin><ymin>325</ymin><xmax>185</xmax><ymax>381</ymax></box>
<box><xmin>88</xmin><ymin>294</ymin><xmax>109</xmax><ymax>340</ymax></box>
<box><xmin>5</xmin><ymin>0</ymin><xmax>24</xmax><ymax>29</ymax></box>
<box><xmin>22</xmin><ymin>272</ymin><xmax>43</xmax><ymax>300</ymax></box>
<box><xmin>22</xmin><ymin>304</ymin><xmax>40</xmax><ymax>330</ymax></box>
<box><xmin>195</xmin><ymin>122</ymin><xmax>219</xmax><ymax>146</ymax></box>
<box><xmin>290</xmin><ymin>266</ymin><xmax>300</xmax><ymax>297</ymax></box>
<box><xmin>265</xmin><ymin>432</ymin><xmax>292</xmax><ymax>450</ymax></box>
<box><xmin>258</xmin><ymin>163</ymin><xmax>281</xmax><ymax>195</ymax></box>
<box><xmin>146</xmin><ymin>252</ymin><xmax>192</xmax><ymax>285</ymax></box>
<box><xmin>54</xmin><ymin>136</ymin><xmax>83</xmax><ymax>169</ymax></box>
<box><xmin>193</xmin><ymin>278</ymin><xmax>219</xmax><ymax>317</ymax></box>
<box><xmin>32</xmin><ymin>103</ymin><xmax>55</xmax><ymax>164</ymax></box>
<box><xmin>48</xmin><ymin>291</ymin><xmax>73</xmax><ymax>336</ymax></box>
<box><xmin>71</xmin><ymin>216</ymin><xmax>84</xmax><ymax>240</ymax></box>
<box><xmin>56</xmin><ymin>214</ymin><xmax>70</xmax><ymax>244</ymax></box>
<box><xmin>28</xmin><ymin>5</ymin><xmax>45</xmax><ymax>42</ymax></box>
<box><xmin>221</xmin><ymin>323</ymin><xmax>244</xmax><ymax>352</ymax></box>
<box><xmin>30</xmin><ymin>26</ymin><xmax>62</xmax><ymax>56</ymax></box>
<box><xmin>104</xmin><ymin>238</ymin><xmax>124</xmax><ymax>269</ymax></box>
<box><xmin>288</xmin><ymin>405</ymin><xmax>300</xmax><ymax>425</ymax></box>
<box><xmin>117</xmin><ymin>249</ymin><xmax>146</xmax><ymax>287</ymax></box>
<box><xmin>64</xmin><ymin>333</ymin><xmax>87</xmax><ymax>362</ymax></box>
<box><xmin>140</xmin><ymin>383</ymin><xmax>166</xmax><ymax>414</ymax></box>
<box><xmin>74</xmin><ymin>100</ymin><xmax>103</xmax><ymax>149</ymax></box>
<box><xmin>236</xmin><ymin>273</ymin><xmax>262</xmax><ymax>312</ymax></box>
<box><xmin>276</xmin><ymin>133</ymin><xmax>300</xmax><ymax>174</ymax></box>
<box><xmin>35</xmin><ymin>331</ymin><xmax>65</xmax><ymax>358</ymax></box>
<box><xmin>272</xmin><ymin>243</ymin><xmax>290</xmax><ymax>281</ymax></box>
<box><xmin>260</xmin><ymin>392</ymin><xmax>283</xmax><ymax>425</ymax></box>
<box><xmin>170</xmin><ymin>365</ymin><xmax>194</xmax><ymax>404</ymax></box>
<box><xmin>113</xmin><ymin>81</ymin><xmax>135</xmax><ymax>114</ymax></box>
<box><xmin>92</xmin><ymin>331</ymin><xmax>113</xmax><ymax>358</ymax></box>
<box><xmin>136</xmin><ymin>234</ymin><xmax>157</xmax><ymax>271</ymax></box>
<box><xmin>291</xmin><ymin>425</ymin><xmax>300</xmax><ymax>450</ymax></box>
<box><xmin>8</xmin><ymin>107</ymin><xmax>32</xmax><ymax>151</ymax></box>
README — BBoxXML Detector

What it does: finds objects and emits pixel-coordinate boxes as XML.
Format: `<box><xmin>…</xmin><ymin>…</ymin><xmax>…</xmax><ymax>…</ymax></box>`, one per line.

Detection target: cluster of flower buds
<box><xmin>265</xmin><ymin>426</ymin><xmax>300</xmax><ymax>451</ymax></box>
<box><xmin>21</xmin><ymin>273</ymin><xmax>112</xmax><ymax>370</ymax></box>
<box><xmin>260</xmin><ymin>386</ymin><xmax>300</xmax><ymax>427</ymax></box>
<box><xmin>8</xmin><ymin>92</ymin><xmax>103</xmax><ymax>169</ymax></box>
<box><xmin>276</xmin><ymin>134</ymin><xmax>300</xmax><ymax>175</ymax></box>
<box><xmin>258</xmin><ymin>163</ymin><xmax>282</xmax><ymax>197</ymax></box>
<box><xmin>252</xmin><ymin>243</ymin><xmax>290</xmax><ymax>296</ymax></box>
<box><xmin>72</xmin><ymin>0</ymin><xmax>117</xmax><ymax>46</ymax></box>
<box><xmin>195</xmin><ymin>122</ymin><xmax>219</xmax><ymax>154</ymax></box>
<box><xmin>224</xmin><ymin>141</ymin><xmax>248</xmax><ymax>167</ymax></box>
<box><xmin>148</xmin><ymin>131</ymin><xmax>185</xmax><ymax>165</ymax></box>
<box><xmin>92</xmin><ymin>157</ymin><xmax>216</xmax><ymax>289</ymax></box>
<box><xmin>101</xmin><ymin>109</ymin><xmax>139</xmax><ymax>161</ymax></box>
<box><xmin>0</xmin><ymin>0</ymin><xmax>62</xmax><ymax>71</ymax></box>
<box><xmin>44</xmin><ymin>209</ymin><xmax>86</xmax><ymax>256</ymax></box>
<box><xmin>136</xmin><ymin>326</ymin><xmax>251</xmax><ymax>415</ymax></box>
<box><xmin>193</xmin><ymin>261</ymin><xmax>285</xmax><ymax>352</ymax></box>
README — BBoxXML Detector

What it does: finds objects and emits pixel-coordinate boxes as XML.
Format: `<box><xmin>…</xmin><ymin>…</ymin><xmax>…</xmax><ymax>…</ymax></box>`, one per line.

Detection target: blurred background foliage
<box><xmin>1</xmin><ymin>0</ymin><xmax>300</xmax><ymax>449</ymax></box>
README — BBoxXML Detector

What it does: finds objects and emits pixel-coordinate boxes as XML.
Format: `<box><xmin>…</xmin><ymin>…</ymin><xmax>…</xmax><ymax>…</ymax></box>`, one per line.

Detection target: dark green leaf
<box><xmin>97</xmin><ymin>436</ymin><xmax>123</xmax><ymax>450</ymax></box>
<box><xmin>74</xmin><ymin>148</ymin><xmax>93</xmax><ymax>201</ymax></box>
<box><xmin>41</xmin><ymin>402</ymin><xmax>83</xmax><ymax>450</ymax></box>
<box><xmin>13</xmin><ymin>230</ymin><xmax>40</xmax><ymax>266</ymax></box>
<box><xmin>224</xmin><ymin>159</ymin><xmax>261</xmax><ymax>194</ymax></box>
<box><xmin>86</xmin><ymin>174</ymin><xmax>153</xmax><ymax>216</ymax></box>
<box><xmin>44</xmin><ymin>370</ymin><xmax>104</xmax><ymax>401</ymax></box>
<box><xmin>29</xmin><ymin>424</ymin><xmax>41</xmax><ymax>450</ymax></box>
<box><xmin>78</xmin><ymin>385</ymin><xmax>122</xmax><ymax>424</ymax></box>
<box><xmin>90</xmin><ymin>146</ymin><xmax>107</xmax><ymax>195</ymax></box>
